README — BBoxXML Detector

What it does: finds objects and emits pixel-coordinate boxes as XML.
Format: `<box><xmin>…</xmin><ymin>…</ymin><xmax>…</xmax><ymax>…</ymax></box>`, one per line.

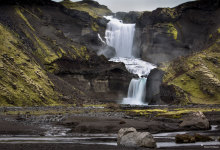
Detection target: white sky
<box><xmin>53</xmin><ymin>0</ymin><xmax>195</xmax><ymax>12</ymax></box>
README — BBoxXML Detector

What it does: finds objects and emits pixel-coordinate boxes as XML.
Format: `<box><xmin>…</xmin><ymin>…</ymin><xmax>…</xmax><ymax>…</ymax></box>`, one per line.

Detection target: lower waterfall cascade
<box><xmin>104</xmin><ymin>16</ymin><xmax>156</xmax><ymax>105</ymax></box>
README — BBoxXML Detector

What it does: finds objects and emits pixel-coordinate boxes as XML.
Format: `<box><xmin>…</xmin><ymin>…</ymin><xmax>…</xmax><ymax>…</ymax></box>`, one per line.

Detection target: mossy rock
<box><xmin>194</xmin><ymin>134</ymin><xmax>213</xmax><ymax>142</ymax></box>
<box><xmin>175</xmin><ymin>134</ymin><xmax>195</xmax><ymax>143</ymax></box>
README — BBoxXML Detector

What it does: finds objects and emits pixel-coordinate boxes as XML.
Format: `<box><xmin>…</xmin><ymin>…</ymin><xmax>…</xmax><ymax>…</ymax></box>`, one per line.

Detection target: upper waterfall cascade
<box><xmin>104</xmin><ymin>16</ymin><xmax>156</xmax><ymax>105</ymax></box>
<box><xmin>104</xmin><ymin>16</ymin><xmax>135</xmax><ymax>57</ymax></box>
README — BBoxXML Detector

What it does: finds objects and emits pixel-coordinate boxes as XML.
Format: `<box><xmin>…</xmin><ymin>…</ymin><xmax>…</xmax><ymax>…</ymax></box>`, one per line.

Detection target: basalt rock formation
<box><xmin>0</xmin><ymin>0</ymin><xmax>132</xmax><ymax>106</ymax></box>
<box><xmin>137</xmin><ymin>0</ymin><xmax>220</xmax><ymax>65</ymax></box>
<box><xmin>139</xmin><ymin>0</ymin><xmax>220</xmax><ymax>105</ymax></box>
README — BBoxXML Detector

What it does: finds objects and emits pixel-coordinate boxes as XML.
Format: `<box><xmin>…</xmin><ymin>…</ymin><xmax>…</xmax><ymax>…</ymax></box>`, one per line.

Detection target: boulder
<box><xmin>194</xmin><ymin>133</ymin><xmax>213</xmax><ymax>142</ymax></box>
<box><xmin>180</xmin><ymin>111</ymin><xmax>210</xmax><ymax>130</ymax></box>
<box><xmin>117</xmin><ymin>128</ymin><xmax>156</xmax><ymax>148</ymax></box>
<box><xmin>175</xmin><ymin>134</ymin><xmax>195</xmax><ymax>143</ymax></box>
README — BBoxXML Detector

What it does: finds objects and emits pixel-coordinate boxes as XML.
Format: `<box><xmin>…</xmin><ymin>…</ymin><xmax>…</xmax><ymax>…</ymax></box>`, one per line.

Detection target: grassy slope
<box><xmin>60</xmin><ymin>0</ymin><xmax>111</xmax><ymax>18</ymax></box>
<box><xmin>161</xmin><ymin>29</ymin><xmax>220</xmax><ymax>104</ymax></box>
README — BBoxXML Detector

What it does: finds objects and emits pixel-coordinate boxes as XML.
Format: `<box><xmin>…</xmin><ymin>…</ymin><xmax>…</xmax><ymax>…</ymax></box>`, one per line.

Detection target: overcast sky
<box><xmin>53</xmin><ymin>0</ymin><xmax>195</xmax><ymax>12</ymax></box>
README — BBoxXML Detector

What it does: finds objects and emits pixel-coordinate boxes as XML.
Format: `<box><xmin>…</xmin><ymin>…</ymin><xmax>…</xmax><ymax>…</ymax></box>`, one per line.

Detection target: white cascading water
<box><xmin>105</xmin><ymin>16</ymin><xmax>135</xmax><ymax>57</ymax></box>
<box><xmin>104</xmin><ymin>16</ymin><xmax>156</xmax><ymax>105</ymax></box>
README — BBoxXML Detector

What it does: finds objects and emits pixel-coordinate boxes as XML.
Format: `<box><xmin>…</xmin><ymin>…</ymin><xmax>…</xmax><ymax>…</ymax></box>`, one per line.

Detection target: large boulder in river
<box><xmin>117</xmin><ymin>128</ymin><xmax>156</xmax><ymax>148</ymax></box>
<box><xmin>180</xmin><ymin>111</ymin><xmax>210</xmax><ymax>130</ymax></box>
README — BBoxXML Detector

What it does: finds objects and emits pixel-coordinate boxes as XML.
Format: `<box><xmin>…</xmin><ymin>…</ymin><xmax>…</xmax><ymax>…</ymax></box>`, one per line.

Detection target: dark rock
<box><xmin>54</xmin><ymin>55</ymin><xmax>133</xmax><ymax>102</ymax></box>
<box><xmin>194</xmin><ymin>133</ymin><xmax>213</xmax><ymax>142</ymax></box>
<box><xmin>96</xmin><ymin>17</ymin><xmax>109</xmax><ymax>27</ymax></box>
<box><xmin>145</xmin><ymin>68</ymin><xmax>165</xmax><ymax>105</ymax></box>
<box><xmin>175</xmin><ymin>133</ymin><xmax>213</xmax><ymax>143</ymax></box>
<box><xmin>144</xmin><ymin>120</ymin><xmax>180</xmax><ymax>133</ymax></box>
<box><xmin>60</xmin><ymin>6</ymin><xmax>92</xmax><ymax>23</ymax></box>
<box><xmin>98</xmin><ymin>45</ymin><xmax>116</xmax><ymax>58</ymax></box>
<box><xmin>136</xmin><ymin>0</ymin><xmax>220</xmax><ymax>64</ymax></box>
<box><xmin>0</xmin><ymin>0</ymin><xmax>53</xmax><ymax>5</ymax></box>
<box><xmin>115</xmin><ymin>11</ymin><xmax>142</xmax><ymax>23</ymax></box>
<box><xmin>175</xmin><ymin>134</ymin><xmax>196</xmax><ymax>143</ymax></box>
<box><xmin>160</xmin><ymin>84</ymin><xmax>191</xmax><ymax>105</ymax></box>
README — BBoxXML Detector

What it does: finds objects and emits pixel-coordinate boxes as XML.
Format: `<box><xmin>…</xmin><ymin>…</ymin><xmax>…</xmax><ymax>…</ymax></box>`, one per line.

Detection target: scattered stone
<box><xmin>180</xmin><ymin>111</ymin><xmax>210</xmax><ymax>130</ymax></box>
<box><xmin>119</xmin><ymin>121</ymin><xmax>126</xmax><ymax>124</ymax></box>
<box><xmin>175</xmin><ymin>134</ymin><xmax>195</xmax><ymax>143</ymax></box>
<box><xmin>194</xmin><ymin>133</ymin><xmax>213</xmax><ymax>142</ymax></box>
<box><xmin>117</xmin><ymin>128</ymin><xmax>156</xmax><ymax>148</ymax></box>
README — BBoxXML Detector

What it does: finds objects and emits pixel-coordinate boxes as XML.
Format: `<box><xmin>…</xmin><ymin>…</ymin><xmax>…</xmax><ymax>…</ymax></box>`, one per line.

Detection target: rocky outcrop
<box><xmin>180</xmin><ymin>111</ymin><xmax>210</xmax><ymax>130</ymax></box>
<box><xmin>145</xmin><ymin>68</ymin><xmax>165</xmax><ymax>105</ymax></box>
<box><xmin>115</xmin><ymin>11</ymin><xmax>142</xmax><ymax>23</ymax></box>
<box><xmin>53</xmin><ymin>55</ymin><xmax>133</xmax><ymax>101</ymax></box>
<box><xmin>117</xmin><ymin>128</ymin><xmax>156</xmax><ymax>148</ymax></box>
<box><xmin>136</xmin><ymin>0</ymin><xmax>220</xmax><ymax>64</ymax></box>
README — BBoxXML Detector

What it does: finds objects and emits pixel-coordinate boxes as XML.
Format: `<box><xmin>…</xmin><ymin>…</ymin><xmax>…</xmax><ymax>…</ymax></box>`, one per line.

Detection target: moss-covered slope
<box><xmin>0</xmin><ymin>2</ymin><xmax>97</xmax><ymax>106</ymax></box>
<box><xmin>60</xmin><ymin>0</ymin><xmax>112</xmax><ymax>18</ymax></box>
<box><xmin>160</xmin><ymin>29</ymin><xmax>220</xmax><ymax>104</ymax></box>
<box><xmin>0</xmin><ymin>23</ymin><xmax>59</xmax><ymax>106</ymax></box>
<box><xmin>0</xmin><ymin>1</ymin><xmax>132</xmax><ymax>106</ymax></box>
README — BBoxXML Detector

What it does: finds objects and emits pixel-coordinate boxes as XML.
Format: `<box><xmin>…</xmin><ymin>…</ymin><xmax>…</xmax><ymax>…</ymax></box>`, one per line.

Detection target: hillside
<box><xmin>0</xmin><ymin>0</ymin><xmax>132</xmax><ymax>106</ymax></box>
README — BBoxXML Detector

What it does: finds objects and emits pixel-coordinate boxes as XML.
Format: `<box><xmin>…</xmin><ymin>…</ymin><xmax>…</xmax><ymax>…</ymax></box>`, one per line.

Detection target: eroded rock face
<box><xmin>145</xmin><ymin>68</ymin><xmax>165</xmax><ymax>105</ymax></box>
<box><xmin>180</xmin><ymin>111</ymin><xmax>210</xmax><ymax>130</ymax></box>
<box><xmin>115</xmin><ymin>11</ymin><xmax>142</xmax><ymax>23</ymax></box>
<box><xmin>54</xmin><ymin>56</ymin><xmax>133</xmax><ymax>102</ymax></box>
<box><xmin>136</xmin><ymin>0</ymin><xmax>220</xmax><ymax>64</ymax></box>
<box><xmin>117</xmin><ymin>128</ymin><xmax>156</xmax><ymax>148</ymax></box>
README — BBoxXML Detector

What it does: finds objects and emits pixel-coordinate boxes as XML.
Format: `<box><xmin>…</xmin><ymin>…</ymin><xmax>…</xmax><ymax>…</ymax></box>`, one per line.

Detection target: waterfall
<box><xmin>104</xmin><ymin>16</ymin><xmax>156</xmax><ymax>105</ymax></box>
<box><xmin>122</xmin><ymin>78</ymin><xmax>147</xmax><ymax>105</ymax></box>
<box><xmin>104</xmin><ymin>16</ymin><xmax>135</xmax><ymax>57</ymax></box>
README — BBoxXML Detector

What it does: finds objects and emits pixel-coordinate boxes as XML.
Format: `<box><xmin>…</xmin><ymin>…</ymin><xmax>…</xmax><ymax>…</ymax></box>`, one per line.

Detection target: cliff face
<box><xmin>0</xmin><ymin>0</ymin><xmax>132</xmax><ymax>106</ymax></box>
<box><xmin>160</xmin><ymin>34</ymin><xmax>220</xmax><ymax>105</ymax></box>
<box><xmin>138</xmin><ymin>0</ymin><xmax>220</xmax><ymax>105</ymax></box>
<box><xmin>137</xmin><ymin>0</ymin><xmax>220</xmax><ymax>65</ymax></box>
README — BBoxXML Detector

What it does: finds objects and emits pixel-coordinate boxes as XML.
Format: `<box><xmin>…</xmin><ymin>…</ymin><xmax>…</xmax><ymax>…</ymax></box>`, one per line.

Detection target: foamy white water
<box><xmin>109</xmin><ymin>57</ymin><xmax>156</xmax><ymax>78</ymax></box>
<box><xmin>104</xmin><ymin>16</ymin><xmax>135</xmax><ymax>57</ymax></box>
<box><xmin>105</xmin><ymin>16</ymin><xmax>156</xmax><ymax>105</ymax></box>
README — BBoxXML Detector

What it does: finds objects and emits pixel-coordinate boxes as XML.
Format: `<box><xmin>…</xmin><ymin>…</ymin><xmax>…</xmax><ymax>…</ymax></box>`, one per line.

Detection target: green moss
<box><xmin>91</xmin><ymin>22</ymin><xmax>99</xmax><ymax>32</ymax></box>
<box><xmin>218</xmin><ymin>28</ymin><xmax>220</xmax><ymax>34</ymax></box>
<box><xmin>167</xmin><ymin>23</ymin><xmax>178</xmax><ymax>40</ymax></box>
<box><xmin>126</xmin><ymin>107</ymin><xmax>220</xmax><ymax>118</ymax></box>
<box><xmin>161</xmin><ymin>42</ymin><xmax>220</xmax><ymax>104</ymax></box>
<box><xmin>60</xmin><ymin>0</ymin><xmax>111</xmax><ymax>18</ymax></box>
<box><xmin>0</xmin><ymin>23</ymin><xmax>60</xmax><ymax>106</ymax></box>
<box><xmin>33</xmin><ymin>34</ymin><xmax>60</xmax><ymax>64</ymax></box>
<box><xmin>70</xmin><ymin>45</ymin><xmax>90</xmax><ymax>60</ymax></box>
<box><xmin>15</xmin><ymin>7</ymin><xmax>35</xmax><ymax>31</ymax></box>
